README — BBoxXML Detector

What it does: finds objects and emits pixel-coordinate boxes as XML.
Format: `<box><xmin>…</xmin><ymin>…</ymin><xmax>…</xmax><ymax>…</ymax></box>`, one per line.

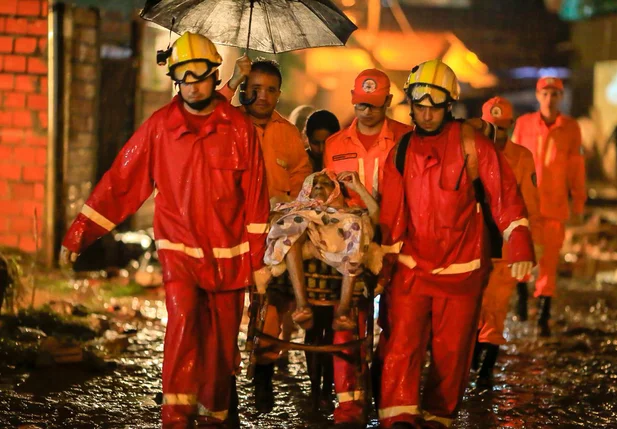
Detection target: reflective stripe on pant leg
<box><xmin>337</xmin><ymin>390</ymin><xmax>365</xmax><ymax>403</ymax></box>
<box><xmin>333</xmin><ymin>306</ymin><xmax>368</xmax><ymax>424</ymax></box>
<box><xmin>379</xmin><ymin>270</ymin><xmax>432</xmax><ymax>427</ymax></box>
<box><xmin>422</xmin><ymin>291</ymin><xmax>483</xmax><ymax>420</ymax></box>
<box><xmin>162</xmin><ymin>280</ymin><xmax>200</xmax><ymax>426</ymax></box>
<box><xmin>423</xmin><ymin>411</ymin><xmax>454</xmax><ymax>427</ymax></box>
<box><xmin>378</xmin><ymin>405</ymin><xmax>421</xmax><ymax>420</ymax></box>
<box><xmin>196</xmin><ymin>289</ymin><xmax>245</xmax><ymax>425</ymax></box>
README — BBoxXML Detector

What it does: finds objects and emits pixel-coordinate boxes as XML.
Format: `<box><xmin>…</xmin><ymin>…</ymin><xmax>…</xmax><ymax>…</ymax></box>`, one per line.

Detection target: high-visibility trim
<box><xmin>212</xmin><ymin>241</ymin><xmax>249</xmax><ymax>259</ymax></box>
<box><xmin>81</xmin><ymin>204</ymin><xmax>115</xmax><ymax>232</ymax></box>
<box><xmin>503</xmin><ymin>218</ymin><xmax>529</xmax><ymax>241</ymax></box>
<box><xmin>382</xmin><ymin>242</ymin><xmax>403</xmax><ymax>254</ymax></box>
<box><xmin>432</xmin><ymin>258</ymin><xmax>481</xmax><ymax>275</ymax></box>
<box><xmin>398</xmin><ymin>254</ymin><xmax>417</xmax><ymax>270</ymax></box>
<box><xmin>337</xmin><ymin>390</ymin><xmax>365</xmax><ymax>403</ymax></box>
<box><xmin>247</xmin><ymin>223</ymin><xmax>269</xmax><ymax>234</ymax></box>
<box><xmin>423</xmin><ymin>411</ymin><xmax>454</xmax><ymax>427</ymax></box>
<box><xmin>358</xmin><ymin>157</ymin><xmax>366</xmax><ymax>187</ymax></box>
<box><xmin>163</xmin><ymin>393</ymin><xmax>197</xmax><ymax>406</ymax></box>
<box><xmin>372</xmin><ymin>157</ymin><xmax>379</xmax><ymax>198</ymax></box>
<box><xmin>197</xmin><ymin>403</ymin><xmax>228</xmax><ymax>421</ymax></box>
<box><xmin>378</xmin><ymin>405</ymin><xmax>421</xmax><ymax>420</ymax></box>
<box><xmin>156</xmin><ymin>239</ymin><xmax>205</xmax><ymax>258</ymax></box>
<box><xmin>544</xmin><ymin>137</ymin><xmax>554</xmax><ymax>167</ymax></box>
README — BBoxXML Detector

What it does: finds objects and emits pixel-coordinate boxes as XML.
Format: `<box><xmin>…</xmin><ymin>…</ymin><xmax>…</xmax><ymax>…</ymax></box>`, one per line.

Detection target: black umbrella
<box><xmin>140</xmin><ymin>0</ymin><xmax>358</xmax><ymax>54</ymax></box>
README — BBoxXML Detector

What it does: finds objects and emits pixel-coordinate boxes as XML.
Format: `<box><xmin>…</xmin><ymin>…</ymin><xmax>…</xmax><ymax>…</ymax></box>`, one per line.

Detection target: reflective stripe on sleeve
<box><xmin>503</xmin><ymin>218</ymin><xmax>529</xmax><ymax>242</ymax></box>
<box><xmin>432</xmin><ymin>259</ymin><xmax>481</xmax><ymax>275</ymax></box>
<box><xmin>81</xmin><ymin>204</ymin><xmax>116</xmax><ymax>231</ymax></box>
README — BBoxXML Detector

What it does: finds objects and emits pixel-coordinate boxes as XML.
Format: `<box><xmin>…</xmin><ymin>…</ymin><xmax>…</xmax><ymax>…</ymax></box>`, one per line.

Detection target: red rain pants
<box><xmin>162</xmin><ymin>281</ymin><xmax>244</xmax><ymax>428</ymax></box>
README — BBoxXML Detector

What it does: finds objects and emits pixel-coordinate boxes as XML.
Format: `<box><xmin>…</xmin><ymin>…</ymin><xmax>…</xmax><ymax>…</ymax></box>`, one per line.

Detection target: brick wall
<box><xmin>0</xmin><ymin>0</ymin><xmax>48</xmax><ymax>253</ymax></box>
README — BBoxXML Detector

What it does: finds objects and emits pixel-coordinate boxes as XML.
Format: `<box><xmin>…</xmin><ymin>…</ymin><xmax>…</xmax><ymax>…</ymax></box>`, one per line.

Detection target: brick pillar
<box><xmin>0</xmin><ymin>0</ymin><xmax>48</xmax><ymax>254</ymax></box>
<box><xmin>63</xmin><ymin>7</ymin><xmax>100</xmax><ymax>233</ymax></box>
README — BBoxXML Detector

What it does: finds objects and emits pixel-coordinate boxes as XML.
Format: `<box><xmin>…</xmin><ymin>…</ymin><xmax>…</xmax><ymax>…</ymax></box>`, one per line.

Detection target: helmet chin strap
<box><xmin>174</xmin><ymin>73</ymin><xmax>219</xmax><ymax>112</ymax></box>
<box><xmin>179</xmin><ymin>91</ymin><xmax>214</xmax><ymax>111</ymax></box>
<box><xmin>410</xmin><ymin>107</ymin><xmax>454</xmax><ymax>136</ymax></box>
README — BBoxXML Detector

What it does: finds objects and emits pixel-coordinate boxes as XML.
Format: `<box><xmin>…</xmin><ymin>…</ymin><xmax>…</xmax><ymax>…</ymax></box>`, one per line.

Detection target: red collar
<box><xmin>165</xmin><ymin>93</ymin><xmax>232</xmax><ymax>139</ymax></box>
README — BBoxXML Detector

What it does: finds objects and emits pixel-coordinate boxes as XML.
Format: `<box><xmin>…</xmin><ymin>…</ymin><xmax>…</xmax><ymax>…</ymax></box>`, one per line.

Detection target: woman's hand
<box><xmin>337</xmin><ymin>171</ymin><xmax>363</xmax><ymax>193</ymax></box>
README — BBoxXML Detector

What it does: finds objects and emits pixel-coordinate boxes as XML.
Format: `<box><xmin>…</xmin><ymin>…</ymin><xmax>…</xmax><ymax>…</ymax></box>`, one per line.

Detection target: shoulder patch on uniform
<box><xmin>332</xmin><ymin>153</ymin><xmax>358</xmax><ymax>162</ymax></box>
<box><xmin>531</xmin><ymin>172</ymin><xmax>537</xmax><ymax>187</ymax></box>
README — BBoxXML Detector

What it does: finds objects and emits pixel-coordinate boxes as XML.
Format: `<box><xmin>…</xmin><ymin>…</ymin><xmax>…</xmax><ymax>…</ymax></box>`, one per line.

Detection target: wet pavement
<box><xmin>1</xmin><ymin>277</ymin><xmax>616</xmax><ymax>429</ymax></box>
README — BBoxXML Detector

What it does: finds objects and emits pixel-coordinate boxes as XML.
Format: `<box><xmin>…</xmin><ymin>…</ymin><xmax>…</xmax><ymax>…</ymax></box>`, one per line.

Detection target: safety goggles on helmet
<box><xmin>408</xmin><ymin>84</ymin><xmax>450</xmax><ymax>107</ymax></box>
<box><xmin>168</xmin><ymin>60</ymin><xmax>220</xmax><ymax>84</ymax></box>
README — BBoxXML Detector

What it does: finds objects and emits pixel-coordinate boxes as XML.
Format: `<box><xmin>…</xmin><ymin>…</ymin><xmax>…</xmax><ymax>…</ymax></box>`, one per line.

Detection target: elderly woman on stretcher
<box><xmin>264</xmin><ymin>169</ymin><xmax>382</xmax><ymax>332</ymax></box>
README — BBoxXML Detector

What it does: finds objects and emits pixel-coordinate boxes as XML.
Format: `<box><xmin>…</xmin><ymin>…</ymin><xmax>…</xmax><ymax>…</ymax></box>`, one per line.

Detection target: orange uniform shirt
<box><xmin>220</xmin><ymin>83</ymin><xmax>312</xmax><ymax>200</ymax></box>
<box><xmin>323</xmin><ymin>117</ymin><xmax>413</xmax><ymax>205</ymax></box>
<box><xmin>253</xmin><ymin>111</ymin><xmax>312</xmax><ymax>199</ymax></box>
<box><xmin>512</xmin><ymin>112</ymin><xmax>586</xmax><ymax>221</ymax></box>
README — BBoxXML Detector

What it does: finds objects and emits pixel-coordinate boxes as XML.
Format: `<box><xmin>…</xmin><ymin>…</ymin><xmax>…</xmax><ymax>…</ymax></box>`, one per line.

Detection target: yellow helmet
<box><xmin>168</xmin><ymin>32</ymin><xmax>223</xmax><ymax>83</ymax></box>
<box><xmin>404</xmin><ymin>59</ymin><xmax>459</xmax><ymax>107</ymax></box>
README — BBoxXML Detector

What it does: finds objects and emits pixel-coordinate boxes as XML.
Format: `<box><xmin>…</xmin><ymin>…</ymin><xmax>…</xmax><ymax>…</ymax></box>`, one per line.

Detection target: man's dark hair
<box><xmin>306</xmin><ymin>110</ymin><xmax>340</xmax><ymax>138</ymax></box>
<box><xmin>251</xmin><ymin>57</ymin><xmax>282</xmax><ymax>88</ymax></box>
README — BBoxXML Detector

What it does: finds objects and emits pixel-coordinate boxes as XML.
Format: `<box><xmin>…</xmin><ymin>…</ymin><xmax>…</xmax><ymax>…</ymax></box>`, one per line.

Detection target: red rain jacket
<box><xmin>63</xmin><ymin>94</ymin><xmax>270</xmax><ymax>292</ymax></box>
<box><xmin>379</xmin><ymin>121</ymin><xmax>534</xmax><ymax>296</ymax></box>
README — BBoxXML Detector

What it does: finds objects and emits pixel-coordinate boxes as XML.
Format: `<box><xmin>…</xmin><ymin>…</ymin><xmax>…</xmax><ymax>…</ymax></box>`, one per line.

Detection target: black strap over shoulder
<box><xmin>396</xmin><ymin>131</ymin><xmax>413</xmax><ymax>176</ymax></box>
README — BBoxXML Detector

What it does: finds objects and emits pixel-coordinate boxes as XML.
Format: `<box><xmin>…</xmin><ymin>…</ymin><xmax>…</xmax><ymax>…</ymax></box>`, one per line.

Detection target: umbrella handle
<box><xmin>247</xmin><ymin>0</ymin><xmax>256</xmax><ymax>52</ymax></box>
<box><xmin>239</xmin><ymin>0</ymin><xmax>257</xmax><ymax>105</ymax></box>
<box><xmin>239</xmin><ymin>81</ymin><xmax>257</xmax><ymax>106</ymax></box>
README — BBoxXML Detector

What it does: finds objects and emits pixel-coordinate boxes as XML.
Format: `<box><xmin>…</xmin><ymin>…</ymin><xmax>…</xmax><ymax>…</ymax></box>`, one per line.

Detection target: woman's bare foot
<box><xmin>332</xmin><ymin>314</ymin><xmax>356</xmax><ymax>331</ymax></box>
<box><xmin>292</xmin><ymin>306</ymin><xmax>314</xmax><ymax>330</ymax></box>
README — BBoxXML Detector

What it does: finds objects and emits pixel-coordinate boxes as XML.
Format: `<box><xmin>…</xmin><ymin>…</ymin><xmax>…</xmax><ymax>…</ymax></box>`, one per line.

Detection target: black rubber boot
<box><xmin>471</xmin><ymin>340</ymin><xmax>485</xmax><ymax>372</ymax></box>
<box><xmin>478</xmin><ymin>343</ymin><xmax>499</xmax><ymax>379</ymax></box>
<box><xmin>371</xmin><ymin>355</ymin><xmax>383</xmax><ymax>412</ymax></box>
<box><xmin>229</xmin><ymin>375</ymin><xmax>239</xmax><ymax>418</ymax></box>
<box><xmin>253</xmin><ymin>363</ymin><xmax>275</xmax><ymax>413</ymax></box>
<box><xmin>538</xmin><ymin>296</ymin><xmax>552</xmax><ymax>337</ymax></box>
<box><xmin>516</xmin><ymin>282</ymin><xmax>528</xmax><ymax>321</ymax></box>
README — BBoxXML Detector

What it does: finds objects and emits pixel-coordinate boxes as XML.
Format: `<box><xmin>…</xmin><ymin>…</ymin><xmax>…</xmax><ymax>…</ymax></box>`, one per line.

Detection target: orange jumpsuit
<box><xmin>220</xmin><ymin>83</ymin><xmax>313</xmax><ymax>365</ymax></box>
<box><xmin>477</xmin><ymin>140</ymin><xmax>542</xmax><ymax>345</ymax></box>
<box><xmin>324</xmin><ymin>117</ymin><xmax>413</xmax><ymax>424</ymax></box>
<box><xmin>513</xmin><ymin>112</ymin><xmax>586</xmax><ymax>297</ymax></box>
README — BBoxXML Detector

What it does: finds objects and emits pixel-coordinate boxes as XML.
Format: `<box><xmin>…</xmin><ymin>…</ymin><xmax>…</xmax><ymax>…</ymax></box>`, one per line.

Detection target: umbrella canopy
<box><xmin>140</xmin><ymin>0</ymin><xmax>358</xmax><ymax>54</ymax></box>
